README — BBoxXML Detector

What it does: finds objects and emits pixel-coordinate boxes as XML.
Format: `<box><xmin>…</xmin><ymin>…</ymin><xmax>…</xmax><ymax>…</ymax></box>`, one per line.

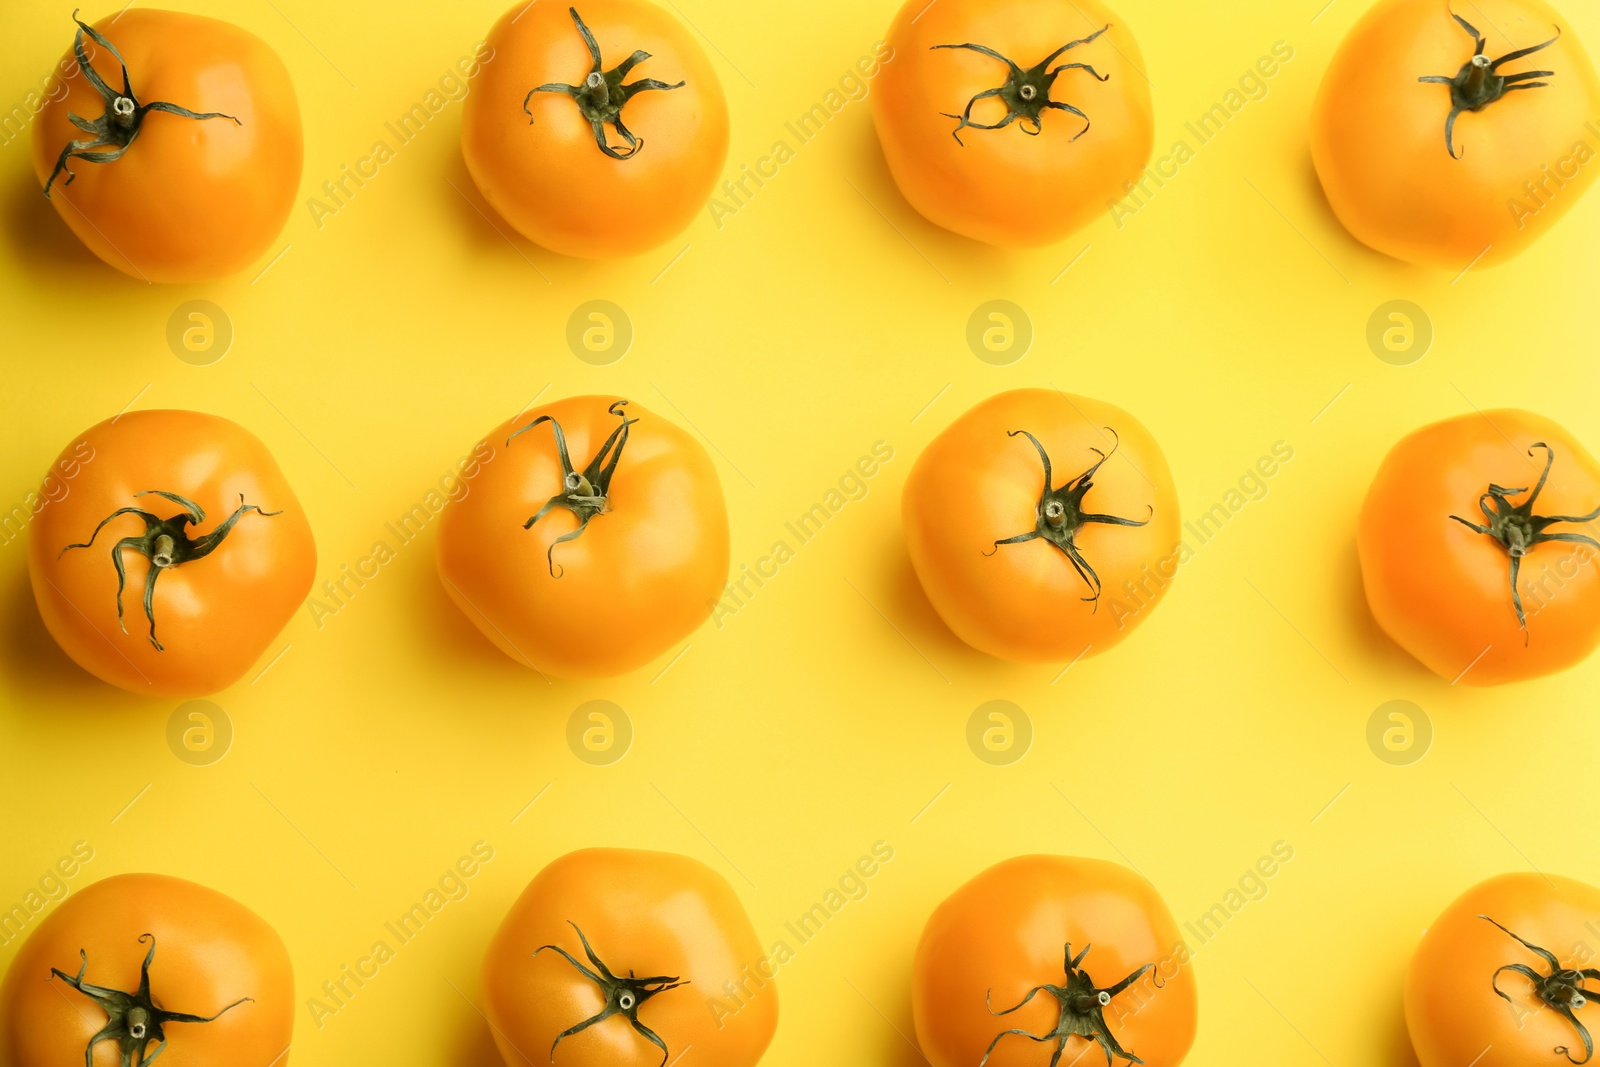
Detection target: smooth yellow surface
<box><xmin>3</xmin><ymin>1</ymin><xmax>1599</xmax><ymax>1064</ymax></box>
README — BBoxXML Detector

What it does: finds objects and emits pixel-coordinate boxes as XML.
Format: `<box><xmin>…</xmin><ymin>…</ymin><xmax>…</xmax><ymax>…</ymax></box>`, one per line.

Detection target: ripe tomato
<box><xmin>28</xmin><ymin>410</ymin><xmax>315</xmax><ymax>697</ymax></box>
<box><xmin>1407</xmin><ymin>872</ymin><xmax>1600</xmax><ymax>1067</ymax></box>
<box><xmin>1311</xmin><ymin>0</ymin><xmax>1600</xmax><ymax>268</ymax></box>
<box><xmin>437</xmin><ymin>397</ymin><xmax>727</xmax><ymax>678</ymax></box>
<box><xmin>871</xmin><ymin>0</ymin><xmax>1152</xmax><ymax>247</ymax></box>
<box><xmin>481</xmin><ymin>848</ymin><xmax>776</xmax><ymax>1067</ymax></box>
<box><xmin>903</xmin><ymin>389</ymin><xmax>1179</xmax><ymax>662</ymax></box>
<box><xmin>0</xmin><ymin>873</ymin><xmax>293</xmax><ymax>1067</ymax></box>
<box><xmin>1358</xmin><ymin>410</ymin><xmax>1600</xmax><ymax>685</ymax></box>
<box><xmin>913</xmin><ymin>855</ymin><xmax>1197</xmax><ymax>1067</ymax></box>
<box><xmin>462</xmin><ymin>0</ymin><xmax>728</xmax><ymax>258</ymax></box>
<box><xmin>31</xmin><ymin>10</ymin><xmax>301</xmax><ymax>283</ymax></box>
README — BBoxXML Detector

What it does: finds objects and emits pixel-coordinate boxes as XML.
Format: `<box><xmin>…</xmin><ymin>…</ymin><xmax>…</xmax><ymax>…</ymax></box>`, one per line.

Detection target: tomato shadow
<box><xmin>1293</xmin><ymin>146</ymin><xmax>1393</xmax><ymax>274</ymax></box>
<box><xmin>868</xmin><ymin>513</ymin><xmax>1015</xmax><ymax>684</ymax></box>
<box><xmin>446</xmin><ymin>999</ymin><xmax>516</xmax><ymax>1067</ymax></box>
<box><xmin>0</xmin><ymin>551</ymin><xmax>137</xmax><ymax>711</ymax></box>
<box><xmin>1339</xmin><ymin>535</ymin><xmax>1437</xmax><ymax>687</ymax></box>
<box><xmin>412</xmin><ymin>547</ymin><xmax>544</xmax><ymax>682</ymax></box>
<box><xmin>1380</xmin><ymin>976</ymin><xmax>1421</xmax><ymax>1066</ymax></box>
<box><xmin>1295</xmin><ymin>148</ymin><xmax>1442</xmax><ymax>290</ymax></box>
<box><xmin>438</xmin><ymin>145</ymin><xmax>609</xmax><ymax>285</ymax></box>
<box><xmin>841</xmin><ymin>112</ymin><xmax>1023</xmax><ymax>287</ymax></box>
<box><xmin>408</xmin><ymin>541</ymin><xmax>588</xmax><ymax>710</ymax></box>
<box><xmin>0</xmin><ymin>160</ymin><xmax>134</xmax><ymax>286</ymax></box>
<box><xmin>868</xmin><ymin>971</ymin><xmax>933</xmax><ymax>1067</ymax></box>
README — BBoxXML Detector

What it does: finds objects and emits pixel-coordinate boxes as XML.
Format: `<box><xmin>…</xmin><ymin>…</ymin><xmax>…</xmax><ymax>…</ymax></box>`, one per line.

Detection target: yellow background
<box><xmin>4</xmin><ymin>0</ymin><xmax>1600</xmax><ymax>1064</ymax></box>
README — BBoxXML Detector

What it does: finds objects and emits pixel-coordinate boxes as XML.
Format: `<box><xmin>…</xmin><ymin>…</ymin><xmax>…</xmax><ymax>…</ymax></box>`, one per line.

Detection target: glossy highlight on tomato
<box><xmin>28</xmin><ymin>410</ymin><xmax>315</xmax><ymax>697</ymax></box>
<box><xmin>0</xmin><ymin>873</ymin><xmax>293</xmax><ymax>1067</ymax></box>
<box><xmin>1358</xmin><ymin>409</ymin><xmax>1600</xmax><ymax>685</ymax></box>
<box><xmin>32</xmin><ymin>9</ymin><xmax>302</xmax><ymax>282</ymax></box>
<box><xmin>913</xmin><ymin>855</ymin><xmax>1197</xmax><ymax>1067</ymax></box>
<box><xmin>872</xmin><ymin>0</ymin><xmax>1153</xmax><ymax>246</ymax></box>
<box><xmin>481</xmin><ymin>848</ymin><xmax>776</xmax><ymax>1067</ymax></box>
<box><xmin>436</xmin><ymin>396</ymin><xmax>728</xmax><ymax>678</ymax></box>
<box><xmin>462</xmin><ymin>0</ymin><xmax>729</xmax><ymax>258</ymax></box>
<box><xmin>1311</xmin><ymin>0</ymin><xmax>1600</xmax><ymax>267</ymax></box>
<box><xmin>903</xmin><ymin>389</ymin><xmax>1180</xmax><ymax>662</ymax></box>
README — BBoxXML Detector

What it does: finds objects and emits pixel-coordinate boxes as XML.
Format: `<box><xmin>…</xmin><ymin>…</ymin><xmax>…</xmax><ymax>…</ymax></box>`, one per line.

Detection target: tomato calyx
<box><xmin>59</xmin><ymin>490</ymin><xmax>282</xmax><ymax>651</ymax></box>
<box><xmin>534</xmin><ymin>920</ymin><xmax>689</xmax><ymax>1067</ymax></box>
<box><xmin>985</xmin><ymin>427</ymin><xmax>1151</xmax><ymax>610</ymax></box>
<box><xmin>1448</xmin><ymin>442</ymin><xmax>1600</xmax><ymax>640</ymax></box>
<box><xmin>524</xmin><ymin>6</ymin><xmax>686</xmax><ymax>160</ymax></box>
<box><xmin>1482</xmin><ymin>915</ymin><xmax>1600</xmax><ymax>1064</ymax></box>
<box><xmin>981</xmin><ymin>942</ymin><xmax>1153</xmax><ymax>1066</ymax></box>
<box><xmin>930</xmin><ymin>26</ymin><xmax>1111</xmax><ymax>146</ymax></box>
<box><xmin>1418</xmin><ymin>11</ymin><xmax>1559</xmax><ymax>159</ymax></box>
<box><xmin>42</xmin><ymin>10</ymin><xmax>242</xmax><ymax>199</ymax></box>
<box><xmin>49</xmin><ymin>933</ymin><xmax>252</xmax><ymax>1067</ymax></box>
<box><xmin>506</xmin><ymin>399</ymin><xmax>637</xmax><ymax>577</ymax></box>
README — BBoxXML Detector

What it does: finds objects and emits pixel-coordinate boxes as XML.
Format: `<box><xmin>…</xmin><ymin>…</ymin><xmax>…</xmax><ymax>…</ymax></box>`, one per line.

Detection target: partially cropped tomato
<box><xmin>482</xmin><ymin>848</ymin><xmax>776</xmax><ymax>1067</ymax></box>
<box><xmin>437</xmin><ymin>397</ymin><xmax>727</xmax><ymax>678</ymax></box>
<box><xmin>913</xmin><ymin>855</ymin><xmax>1197</xmax><ymax>1067</ymax></box>
<box><xmin>1311</xmin><ymin>0</ymin><xmax>1600</xmax><ymax>268</ymax></box>
<box><xmin>1407</xmin><ymin>872</ymin><xmax>1600</xmax><ymax>1067</ymax></box>
<box><xmin>1359</xmin><ymin>410</ymin><xmax>1600</xmax><ymax>686</ymax></box>
<box><xmin>904</xmin><ymin>389</ymin><xmax>1179</xmax><ymax>662</ymax></box>
<box><xmin>462</xmin><ymin>0</ymin><xmax>728</xmax><ymax>258</ymax></box>
<box><xmin>28</xmin><ymin>410</ymin><xmax>315</xmax><ymax>697</ymax></box>
<box><xmin>872</xmin><ymin>0</ymin><xmax>1152</xmax><ymax>247</ymax></box>
<box><xmin>32</xmin><ymin>10</ymin><xmax>301</xmax><ymax>283</ymax></box>
<box><xmin>0</xmin><ymin>873</ymin><xmax>293</xmax><ymax>1067</ymax></box>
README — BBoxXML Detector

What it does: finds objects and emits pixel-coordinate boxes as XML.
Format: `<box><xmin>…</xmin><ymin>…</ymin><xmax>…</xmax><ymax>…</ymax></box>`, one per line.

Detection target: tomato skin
<box><xmin>1311</xmin><ymin>0</ymin><xmax>1600</xmax><ymax>268</ymax></box>
<box><xmin>462</xmin><ymin>0</ymin><xmax>728</xmax><ymax>259</ymax></box>
<box><xmin>0</xmin><ymin>873</ymin><xmax>294</xmax><ymax>1067</ymax></box>
<box><xmin>27</xmin><ymin>410</ymin><xmax>315</xmax><ymax>698</ymax></box>
<box><xmin>31</xmin><ymin>10</ymin><xmax>301</xmax><ymax>283</ymax></box>
<box><xmin>481</xmin><ymin>848</ymin><xmax>777</xmax><ymax>1067</ymax></box>
<box><xmin>1407</xmin><ymin>873</ymin><xmax>1600</xmax><ymax>1067</ymax></box>
<box><xmin>1358</xmin><ymin>410</ymin><xmax>1600</xmax><ymax>686</ymax></box>
<box><xmin>872</xmin><ymin>0</ymin><xmax>1152</xmax><ymax>247</ymax></box>
<box><xmin>913</xmin><ymin>856</ymin><xmax>1197</xmax><ymax>1067</ymax></box>
<box><xmin>436</xmin><ymin>396</ymin><xmax>728</xmax><ymax>678</ymax></box>
<box><xmin>903</xmin><ymin>389</ymin><xmax>1179</xmax><ymax>662</ymax></box>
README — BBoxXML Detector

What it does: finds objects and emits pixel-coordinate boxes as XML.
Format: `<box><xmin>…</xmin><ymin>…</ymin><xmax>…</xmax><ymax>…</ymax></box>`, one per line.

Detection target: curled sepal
<box><xmin>980</xmin><ymin>941</ymin><xmax>1153</xmax><ymax>1066</ymax></box>
<box><xmin>59</xmin><ymin>491</ymin><xmax>281</xmax><ymax>651</ymax></box>
<box><xmin>1447</xmin><ymin>442</ymin><xmax>1600</xmax><ymax>640</ymax></box>
<box><xmin>43</xmin><ymin>9</ymin><xmax>241</xmax><ymax>197</ymax></box>
<box><xmin>985</xmin><ymin>426</ymin><xmax>1151</xmax><ymax>610</ymax></box>
<box><xmin>1483</xmin><ymin>915</ymin><xmax>1600</xmax><ymax>1064</ymax></box>
<box><xmin>1418</xmin><ymin>9</ymin><xmax>1559</xmax><ymax>159</ymax></box>
<box><xmin>931</xmin><ymin>25</ymin><xmax>1111</xmax><ymax>146</ymax></box>
<box><xmin>506</xmin><ymin>399</ymin><xmax>637</xmax><ymax>577</ymax></box>
<box><xmin>50</xmin><ymin>933</ymin><xmax>252</xmax><ymax>1067</ymax></box>
<box><xmin>535</xmin><ymin>921</ymin><xmax>689</xmax><ymax>1067</ymax></box>
<box><xmin>523</xmin><ymin>6</ymin><xmax>685</xmax><ymax>160</ymax></box>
